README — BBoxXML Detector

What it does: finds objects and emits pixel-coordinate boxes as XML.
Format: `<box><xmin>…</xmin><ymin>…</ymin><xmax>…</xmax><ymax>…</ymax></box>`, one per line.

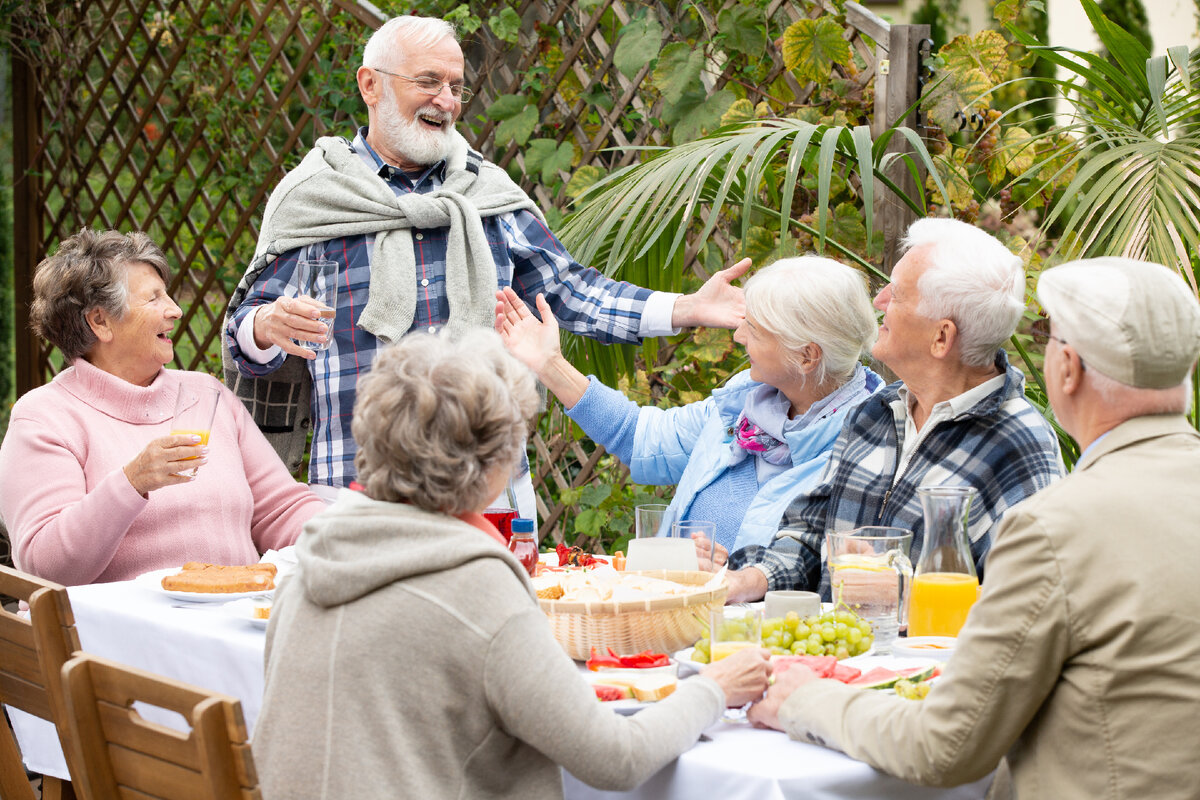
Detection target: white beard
<box><xmin>375</xmin><ymin>83</ymin><xmax>454</xmax><ymax>167</ymax></box>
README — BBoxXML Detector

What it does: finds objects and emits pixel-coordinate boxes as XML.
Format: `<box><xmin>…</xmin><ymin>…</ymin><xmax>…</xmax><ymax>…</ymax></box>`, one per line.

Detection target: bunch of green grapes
<box><xmin>762</xmin><ymin>609</ymin><xmax>873</xmax><ymax>659</ymax></box>
<box><xmin>690</xmin><ymin>609</ymin><xmax>874</xmax><ymax>664</ymax></box>
<box><xmin>894</xmin><ymin>679</ymin><xmax>931</xmax><ymax>701</ymax></box>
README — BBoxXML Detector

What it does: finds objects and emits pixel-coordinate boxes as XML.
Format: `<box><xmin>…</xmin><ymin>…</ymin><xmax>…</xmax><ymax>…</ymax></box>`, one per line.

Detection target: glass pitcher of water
<box><xmin>908</xmin><ymin>486</ymin><xmax>980</xmax><ymax>637</ymax></box>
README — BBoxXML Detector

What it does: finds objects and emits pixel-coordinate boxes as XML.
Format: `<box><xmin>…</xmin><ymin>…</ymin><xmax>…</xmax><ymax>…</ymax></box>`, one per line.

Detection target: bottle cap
<box><xmin>511</xmin><ymin>518</ymin><xmax>535</xmax><ymax>535</ymax></box>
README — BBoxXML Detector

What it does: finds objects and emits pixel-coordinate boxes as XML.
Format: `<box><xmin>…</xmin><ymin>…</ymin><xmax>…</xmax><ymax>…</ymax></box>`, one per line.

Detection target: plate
<box><xmin>673</xmin><ymin>644</ymin><xmax>877</xmax><ymax>674</ymax></box>
<box><xmin>135</xmin><ymin>567</ymin><xmax>276</xmax><ymax>603</ymax></box>
<box><xmin>222</xmin><ymin>597</ymin><xmax>272</xmax><ymax>629</ymax></box>
<box><xmin>892</xmin><ymin>636</ymin><xmax>956</xmax><ymax>661</ymax></box>
<box><xmin>585</xmin><ymin>669</ymin><xmax>678</xmax><ymax>715</ymax></box>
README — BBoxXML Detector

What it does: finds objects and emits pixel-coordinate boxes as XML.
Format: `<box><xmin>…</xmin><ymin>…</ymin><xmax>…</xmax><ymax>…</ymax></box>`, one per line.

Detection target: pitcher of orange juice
<box><xmin>908</xmin><ymin>486</ymin><xmax>980</xmax><ymax>637</ymax></box>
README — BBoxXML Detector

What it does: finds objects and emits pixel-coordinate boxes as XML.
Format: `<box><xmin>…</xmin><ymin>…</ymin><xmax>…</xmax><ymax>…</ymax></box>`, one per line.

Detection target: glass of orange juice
<box><xmin>170</xmin><ymin>386</ymin><xmax>220</xmax><ymax>477</ymax></box>
<box><xmin>709</xmin><ymin>606</ymin><xmax>762</xmax><ymax>661</ymax></box>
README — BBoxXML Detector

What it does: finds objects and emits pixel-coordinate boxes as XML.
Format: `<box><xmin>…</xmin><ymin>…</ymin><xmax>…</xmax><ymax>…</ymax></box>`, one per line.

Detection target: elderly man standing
<box><xmin>224</xmin><ymin>15</ymin><xmax>746</xmax><ymax>505</ymax></box>
<box><xmin>703</xmin><ymin>217</ymin><xmax>1064</xmax><ymax>602</ymax></box>
<box><xmin>749</xmin><ymin>256</ymin><xmax>1200</xmax><ymax>799</ymax></box>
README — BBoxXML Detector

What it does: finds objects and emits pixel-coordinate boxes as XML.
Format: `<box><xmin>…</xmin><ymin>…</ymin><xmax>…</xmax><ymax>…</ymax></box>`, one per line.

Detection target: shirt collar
<box><xmin>897</xmin><ymin>372</ymin><xmax>1006</xmax><ymax>424</ymax></box>
<box><xmin>353</xmin><ymin>126</ymin><xmax>446</xmax><ymax>185</ymax></box>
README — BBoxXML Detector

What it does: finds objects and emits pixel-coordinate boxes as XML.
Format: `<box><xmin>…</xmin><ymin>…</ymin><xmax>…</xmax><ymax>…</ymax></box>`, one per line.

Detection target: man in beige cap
<box><xmin>748</xmin><ymin>256</ymin><xmax>1200</xmax><ymax>800</ymax></box>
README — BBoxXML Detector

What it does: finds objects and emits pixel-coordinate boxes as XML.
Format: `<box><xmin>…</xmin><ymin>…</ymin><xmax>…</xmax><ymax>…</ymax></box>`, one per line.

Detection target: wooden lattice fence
<box><xmin>10</xmin><ymin>0</ymin><xmax>925</xmax><ymax>541</ymax></box>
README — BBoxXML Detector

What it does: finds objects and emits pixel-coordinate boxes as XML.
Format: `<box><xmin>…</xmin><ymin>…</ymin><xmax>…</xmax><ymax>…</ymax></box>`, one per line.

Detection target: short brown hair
<box><xmin>352</xmin><ymin>330</ymin><xmax>538</xmax><ymax>515</ymax></box>
<box><xmin>30</xmin><ymin>229</ymin><xmax>171</xmax><ymax>361</ymax></box>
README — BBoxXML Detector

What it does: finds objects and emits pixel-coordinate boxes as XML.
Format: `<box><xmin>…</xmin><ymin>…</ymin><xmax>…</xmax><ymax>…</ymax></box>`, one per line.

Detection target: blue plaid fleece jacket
<box><xmin>728</xmin><ymin>351</ymin><xmax>1065</xmax><ymax>598</ymax></box>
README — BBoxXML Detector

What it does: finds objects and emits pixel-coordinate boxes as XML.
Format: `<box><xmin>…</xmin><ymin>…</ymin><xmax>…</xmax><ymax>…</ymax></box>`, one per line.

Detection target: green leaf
<box><xmin>1002</xmin><ymin>125</ymin><xmax>1034</xmax><ymax>175</ymax></box>
<box><xmin>445</xmin><ymin>5</ymin><xmax>481</xmax><ymax>35</ymax></box>
<box><xmin>992</xmin><ymin>0</ymin><xmax>1022</xmax><ymax>25</ymax></box>
<box><xmin>525</xmin><ymin>138</ymin><xmax>575</xmax><ymax>184</ymax></box>
<box><xmin>487</xmin><ymin>94</ymin><xmax>528</xmax><ymax>122</ymax></box>
<box><xmin>665</xmin><ymin>89</ymin><xmax>736</xmax><ymax>144</ymax></box>
<box><xmin>718</xmin><ymin>6</ymin><xmax>767</xmax><ymax>57</ymax></box>
<box><xmin>652</xmin><ymin>42</ymin><xmax>705</xmax><ymax>105</ymax></box>
<box><xmin>827</xmin><ymin>202</ymin><xmax>867</xmax><ymax>252</ymax></box>
<box><xmin>494</xmin><ymin>104</ymin><xmax>539</xmax><ymax>146</ymax></box>
<box><xmin>782</xmin><ymin>17</ymin><xmax>851</xmax><ymax>84</ymax></box>
<box><xmin>579</xmin><ymin>483</ymin><xmax>613</xmax><ymax>509</ymax></box>
<box><xmin>614</xmin><ymin>14</ymin><xmax>663</xmax><ymax>79</ymax></box>
<box><xmin>487</xmin><ymin>7</ymin><xmax>522</xmax><ymax>44</ymax></box>
<box><xmin>573</xmin><ymin>508</ymin><xmax>604</xmax><ymax>537</ymax></box>
<box><xmin>922</xmin><ymin>30</ymin><xmax>1010</xmax><ymax>131</ymax></box>
<box><xmin>565</xmin><ymin>165</ymin><xmax>605</xmax><ymax>199</ymax></box>
<box><xmin>721</xmin><ymin>98</ymin><xmax>756</xmax><ymax>127</ymax></box>
<box><xmin>741</xmin><ymin>225</ymin><xmax>777</xmax><ymax>264</ymax></box>
<box><xmin>689</xmin><ymin>327</ymin><xmax>734</xmax><ymax>362</ymax></box>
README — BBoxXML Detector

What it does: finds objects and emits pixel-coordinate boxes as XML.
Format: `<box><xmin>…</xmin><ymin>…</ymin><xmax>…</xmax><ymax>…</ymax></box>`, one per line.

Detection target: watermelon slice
<box><xmin>593</xmin><ymin>684</ymin><xmax>634</xmax><ymax>701</ymax></box>
<box><xmin>772</xmin><ymin>655</ymin><xmax>837</xmax><ymax>678</ymax></box>
<box><xmin>830</xmin><ymin>662</ymin><xmax>862</xmax><ymax>683</ymax></box>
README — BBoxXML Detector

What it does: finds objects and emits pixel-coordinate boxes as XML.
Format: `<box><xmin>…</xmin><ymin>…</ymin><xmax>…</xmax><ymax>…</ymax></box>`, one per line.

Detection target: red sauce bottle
<box><xmin>508</xmin><ymin>518</ymin><xmax>538</xmax><ymax>577</ymax></box>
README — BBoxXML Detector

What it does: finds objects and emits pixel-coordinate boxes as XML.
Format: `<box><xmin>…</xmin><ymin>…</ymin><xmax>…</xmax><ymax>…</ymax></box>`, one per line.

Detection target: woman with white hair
<box><xmin>498</xmin><ymin>256</ymin><xmax>882</xmax><ymax>553</ymax></box>
<box><xmin>253</xmin><ymin>330</ymin><xmax>771</xmax><ymax>799</ymax></box>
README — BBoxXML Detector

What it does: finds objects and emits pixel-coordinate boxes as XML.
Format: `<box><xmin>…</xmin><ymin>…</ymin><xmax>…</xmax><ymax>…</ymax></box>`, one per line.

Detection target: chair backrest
<box><xmin>61</xmin><ymin>653</ymin><xmax>261</xmax><ymax>800</ymax></box>
<box><xmin>0</xmin><ymin>566</ymin><xmax>85</xmax><ymax>799</ymax></box>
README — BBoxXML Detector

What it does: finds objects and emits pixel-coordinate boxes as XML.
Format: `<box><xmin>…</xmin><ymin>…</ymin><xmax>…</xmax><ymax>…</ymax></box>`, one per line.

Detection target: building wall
<box><xmin>863</xmin><ymin>0</ymin><xmax>1199</xmax><ymax>53</ymax></box>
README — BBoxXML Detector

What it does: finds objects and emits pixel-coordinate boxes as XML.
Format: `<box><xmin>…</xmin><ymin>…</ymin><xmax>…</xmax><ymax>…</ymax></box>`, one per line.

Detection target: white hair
<box><xmin>743</xmin><ymin>256</ymin><xmax>878</xmax><ymax>387</ymax></box>
<box><xmin>1067</xmin><ymin>346</ymin><xmax>1194</xmax><ymax>416</ymax></box>
<box><xmin>362</xmin><ymin>16</ymin><xmax>459</xmax><ymax>71</ymax></box>
<box><xmin>903</xmin><ymin>218</ymin><xmax>1026</xmax><ymax>368</ymax></box>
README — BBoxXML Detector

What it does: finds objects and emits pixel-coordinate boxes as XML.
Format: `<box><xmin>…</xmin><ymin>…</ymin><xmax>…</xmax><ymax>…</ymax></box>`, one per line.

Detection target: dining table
<box><xmin>10</xmin><ymin>572</ymin><xmax>992</xmax><ymax>800</ymax></box>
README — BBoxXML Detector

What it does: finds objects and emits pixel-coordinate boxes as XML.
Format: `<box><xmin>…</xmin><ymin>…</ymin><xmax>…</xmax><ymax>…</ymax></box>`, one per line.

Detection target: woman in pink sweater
<box><xmin>0</xmin><ymin>230</ymin><xmax>326</xmax><ymax>585</ymax></box>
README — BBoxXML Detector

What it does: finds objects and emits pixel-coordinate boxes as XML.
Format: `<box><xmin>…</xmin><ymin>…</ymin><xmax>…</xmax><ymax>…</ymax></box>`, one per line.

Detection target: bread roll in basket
<box><xmin>536</xmin><ymin>570</ymin><xmax>727</xmax><ymax>661</ymax></box>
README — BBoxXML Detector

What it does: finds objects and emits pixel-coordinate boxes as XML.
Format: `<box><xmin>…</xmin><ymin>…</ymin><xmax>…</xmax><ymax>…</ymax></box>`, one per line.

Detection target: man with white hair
<box><xmin>223</xmin><ymin>16</ymin><xmax>746</xmax><ymax>506</ymax></box>
<box><xmin>703</xmin><ymin>217</ymin><xmax>1064</xmax><ymax>601</ymax></box>
<box><xmin>748</xmin><ymin>256</ymin><xmax>1200</xmax><ymax>799</ymax></box>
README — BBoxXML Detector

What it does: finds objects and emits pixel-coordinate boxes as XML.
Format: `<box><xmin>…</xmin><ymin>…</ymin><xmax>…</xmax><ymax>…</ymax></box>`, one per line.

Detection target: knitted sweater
<box><xmin>255</xmin><ymin>491</ymin><xmax>726</xmax><ymax>799</ymax></box>
<box><xmin>0</xmin><ymin>359</ymin><xmax>325</xmax><ymax>585</ymax></box>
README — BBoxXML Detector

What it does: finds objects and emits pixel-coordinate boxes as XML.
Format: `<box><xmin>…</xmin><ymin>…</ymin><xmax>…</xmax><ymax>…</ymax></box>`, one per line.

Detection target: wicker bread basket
<box><xmin>538</xmin><ymin>570</ymin><xmax>727</xmax><ymax>661</ymax></box>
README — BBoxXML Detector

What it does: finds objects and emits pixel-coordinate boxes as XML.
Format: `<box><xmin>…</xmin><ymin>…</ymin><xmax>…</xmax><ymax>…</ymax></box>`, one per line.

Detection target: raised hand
<box><xmin>251</xmin><ymin>296</ymin><xmax>334</xmax><ymax>359</ymax></box>
<box><xmin>123</xmin><ymin>434</ymin><xmax>209</xmax><ymax>497</ymax></box>
<box><xmin>495</xmin><ymin>288</ymin><xmax>561</xmax><ymax>374</ymax></box>
<box><xmin>670</xmin><ymin>257</ymin><xmax>752</xmax><ymax>330</ymax></box>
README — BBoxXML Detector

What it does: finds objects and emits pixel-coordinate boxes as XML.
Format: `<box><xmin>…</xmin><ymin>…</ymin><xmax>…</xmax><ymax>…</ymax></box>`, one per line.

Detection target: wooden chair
<box><xmin>0</xmin><ymin>565</ymin><xmax>84</xmax><ymax>800</ymax></box>
<box><xmin>61</xmin><ymin>653</ymin><xmax>261</xmax><ymax>800</ymax></box>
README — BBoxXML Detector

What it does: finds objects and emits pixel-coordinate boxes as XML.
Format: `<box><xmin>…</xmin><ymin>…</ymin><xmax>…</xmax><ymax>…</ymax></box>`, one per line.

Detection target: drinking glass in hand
<box><xmin>295</xmin><ymin>259</ymin><xmax>339</xmax><ymax>351</ymax></box>
<box><xmin>170</xmin><ymin>386</ymin><xmax>220</xmax><ymax>477</ymax></box>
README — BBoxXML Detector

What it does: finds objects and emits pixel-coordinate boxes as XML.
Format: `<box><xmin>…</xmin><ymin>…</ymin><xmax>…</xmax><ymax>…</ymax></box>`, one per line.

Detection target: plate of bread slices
<box><xmin>137</xmin><ymin>562</ymin><xmax>277</xmax><ymax>602</ymax></box>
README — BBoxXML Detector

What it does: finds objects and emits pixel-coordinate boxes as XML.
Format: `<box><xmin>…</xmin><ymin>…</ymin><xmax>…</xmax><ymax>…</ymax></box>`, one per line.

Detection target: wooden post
<box><xmin>871</xmin><ymin>23</ymin><xmax>930</xmax><ymax>276</ymax></box>
<box><xmin>12</xmin><ymin>52</ymin><xmax>43</xmax><ymax>396</ymax></box>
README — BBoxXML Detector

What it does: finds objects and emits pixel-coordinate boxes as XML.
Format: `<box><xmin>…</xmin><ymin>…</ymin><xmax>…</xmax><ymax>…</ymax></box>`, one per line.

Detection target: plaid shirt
<box><xmin>728</xmin><ymin>351</ymin><xmax>1065</xmax><ymax>598</ymax></box>
<box><xmin>226</xmin><ymin>129</ymin><xmax>651</xmax><ymax>486</ymax></box>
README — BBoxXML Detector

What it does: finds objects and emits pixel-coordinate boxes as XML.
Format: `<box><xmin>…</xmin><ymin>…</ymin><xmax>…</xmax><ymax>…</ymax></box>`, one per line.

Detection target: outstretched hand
<box><xmin>495</xmin><ymin>288</ymin><xmax>562</xmax><ymax>375</ymax></box>
<box><xmin>671</xmin><ymin>257</ymin><xmax>752</xmax><ymax>330</ymax></box>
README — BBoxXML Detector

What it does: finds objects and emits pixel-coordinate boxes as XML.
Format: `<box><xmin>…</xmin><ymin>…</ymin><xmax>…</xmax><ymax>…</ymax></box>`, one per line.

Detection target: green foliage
<box><xmin>1098</xmin><ymin>0</ymin><xmax>1152</xmax><ymax>54</ymax></box>
<box><xmin>782</xmin><ymin>17</ymin><xmax>853</xmax><ymax>83</ymax></box>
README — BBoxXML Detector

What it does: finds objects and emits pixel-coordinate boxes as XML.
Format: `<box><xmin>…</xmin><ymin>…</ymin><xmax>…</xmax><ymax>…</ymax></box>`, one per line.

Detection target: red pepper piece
<box><xmin>586</xmin><ymin>646</ymin><xmax>622</xmax><ymax>671</ymax></box>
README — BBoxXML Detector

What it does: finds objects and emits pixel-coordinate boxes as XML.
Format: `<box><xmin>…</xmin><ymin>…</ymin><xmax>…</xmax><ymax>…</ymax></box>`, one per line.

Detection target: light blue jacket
<box><xmin>565</xmin><ymin>368</ymin><xmax>884</xmax><ymax>552</ymax></box>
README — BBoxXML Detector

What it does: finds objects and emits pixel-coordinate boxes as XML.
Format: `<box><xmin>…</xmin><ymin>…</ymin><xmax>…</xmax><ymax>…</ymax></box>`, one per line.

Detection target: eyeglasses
<box><xmin>371</xmin><ymin>67</ymin><xmax>473</xmax><ymax>102</ymax></box>
<box><xmin>1030</xmin><ymin>315</ymin><xmax>1069</xmax><ymax>347</ymax></box>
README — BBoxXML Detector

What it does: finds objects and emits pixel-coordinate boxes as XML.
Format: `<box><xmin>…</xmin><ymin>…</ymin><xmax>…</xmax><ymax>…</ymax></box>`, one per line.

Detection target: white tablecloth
<box><xmin>12</xmin><ymin>578</ymin><xmax>990</xmax><ymax>800</ymax></box>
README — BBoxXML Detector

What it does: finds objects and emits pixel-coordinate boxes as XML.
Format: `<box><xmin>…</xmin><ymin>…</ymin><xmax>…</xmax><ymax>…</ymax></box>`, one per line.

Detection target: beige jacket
<box><xmin>779</xmin><ymin>415</ymin><xmax>1200</xmax><ymax>799</ymax></box>
<box><xmin>254</xmin><ymin>491</ymin><xmax>725</xmax><ymax>799</ymax></box>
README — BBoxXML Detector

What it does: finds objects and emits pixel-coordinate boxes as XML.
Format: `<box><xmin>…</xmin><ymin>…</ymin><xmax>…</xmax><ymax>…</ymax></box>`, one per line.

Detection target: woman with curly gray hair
<box><xmin>254</xmin><ymin>330</ymin><xmax>772</xmax><ymax>800</ymax></box>
<box><xmin>0</xmin><ymin>229</ymin><xmax>324</xmax><ymax>585</ymax></box>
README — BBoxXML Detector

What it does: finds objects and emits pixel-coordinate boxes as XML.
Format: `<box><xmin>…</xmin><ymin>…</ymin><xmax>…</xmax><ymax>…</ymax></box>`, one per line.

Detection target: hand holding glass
<box><xmin>170</xmin><ymin>387</ymin><xmax>220</xmax><ymax>477</ymax></box>
<box><xmin>294</xmin><ymin>259</ymin><xmax>338</xmax><ymax>351</ymax></box>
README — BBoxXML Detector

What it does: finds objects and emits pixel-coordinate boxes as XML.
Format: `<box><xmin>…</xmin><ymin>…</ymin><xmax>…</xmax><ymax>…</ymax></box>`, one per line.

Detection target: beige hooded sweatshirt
<box><xmin>254</xmin><ymin>490</ymin><xmax>724</xmax><ymax>799</ymax></box>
